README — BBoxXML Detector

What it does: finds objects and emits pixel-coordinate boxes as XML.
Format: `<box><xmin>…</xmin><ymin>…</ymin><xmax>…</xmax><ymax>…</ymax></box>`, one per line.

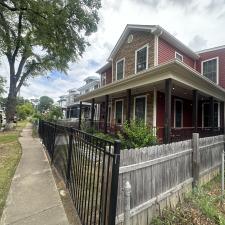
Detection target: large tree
<box><xmin>0</xmin><ymin>0</ymin><xmax>101</xmax><ymax>122</ymax></box>
<box><xmin>38</xmin><ymin>95</ymin><xmax>53</xmax><ymax>112</ymax></box>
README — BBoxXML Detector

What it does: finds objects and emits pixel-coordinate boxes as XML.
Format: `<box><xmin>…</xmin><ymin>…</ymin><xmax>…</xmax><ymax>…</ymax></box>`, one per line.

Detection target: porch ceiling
<box><xmin>75</xmin><ymin>59</ymin><xmax>225</xmax><ymax>103</ymax></box>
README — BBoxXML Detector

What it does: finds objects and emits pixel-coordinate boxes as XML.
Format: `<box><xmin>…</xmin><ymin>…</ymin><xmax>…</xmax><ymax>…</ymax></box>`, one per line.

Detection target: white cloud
<box><xmin>1</xmin><ymin>0</ymin><xmax>225</xmax><ymax>101</ymax></box>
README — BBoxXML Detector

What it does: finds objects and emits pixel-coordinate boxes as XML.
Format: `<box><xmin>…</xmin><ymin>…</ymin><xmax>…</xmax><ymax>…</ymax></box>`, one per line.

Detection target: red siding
<box><xmin>196</xmin><ymin>48</ymin><xmax>225</xmax><ymax>89</ymax></box>
<box><xmin>101</xmin><ymin>66</ymin><xmax>112</xmax><ymax>85</ymax></box>
<box><xmin>158</xmin><ymin>38</ymin><xmax>195</xmax><ymax>68</ymax></box>
<box><xmin>157</xmin><ymin>91</ymin><xmax>192</xmax><ymax>128</ymax></box>
<box><xmin>156</xmin><ymin>91</ymin><xmax>193</xmax><ymax>140</ymax></box>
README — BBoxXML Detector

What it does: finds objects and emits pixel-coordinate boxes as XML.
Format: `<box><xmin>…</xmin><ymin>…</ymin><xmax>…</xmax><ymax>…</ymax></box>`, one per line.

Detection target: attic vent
<box><xmin>127</xmin><ymin>34</ymin><xmax>133</xmax><ymax>43</ymax></box>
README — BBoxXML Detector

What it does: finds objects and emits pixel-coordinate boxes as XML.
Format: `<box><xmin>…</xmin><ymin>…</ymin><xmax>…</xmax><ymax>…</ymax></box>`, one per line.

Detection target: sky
<box><xmin>1</xmin><ymin>0</ymin><xmax>225</xmax><ymax>102</ymax></box>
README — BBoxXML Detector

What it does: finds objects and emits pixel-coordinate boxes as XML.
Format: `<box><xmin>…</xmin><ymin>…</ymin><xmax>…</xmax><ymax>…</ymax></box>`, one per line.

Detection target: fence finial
<box><xmin>124</xmin><ymin>181</ymin><xmax>131</xmax><ymax>225</ymax></box>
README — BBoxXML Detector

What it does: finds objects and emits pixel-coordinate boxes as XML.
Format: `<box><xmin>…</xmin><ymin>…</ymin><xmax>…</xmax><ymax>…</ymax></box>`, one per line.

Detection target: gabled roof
<box><xmin>197</xmin><ymin>45</ymin><xmax>225</xmax><ymax>54</ymax></box>
<box><xmin>96</xmin><ymin>62</ymin><xmax>112</xmax><ymax>74</ymax></box>
<box><xmin>107</xmin><ymin>24</ymin><xmax>200</xmax><ymax>60</ymax></box>
<box><xmin>84</xmin><ymin>76</ymin><xmax>100</xmax><ymax>82</ymax></box>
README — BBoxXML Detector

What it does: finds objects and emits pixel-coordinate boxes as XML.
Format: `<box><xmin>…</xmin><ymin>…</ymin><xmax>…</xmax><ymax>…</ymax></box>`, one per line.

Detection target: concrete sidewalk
<box><xmin>0</xmin><ymin>124</ymin><xmax>69</xmax><ymax>225</ymax></box>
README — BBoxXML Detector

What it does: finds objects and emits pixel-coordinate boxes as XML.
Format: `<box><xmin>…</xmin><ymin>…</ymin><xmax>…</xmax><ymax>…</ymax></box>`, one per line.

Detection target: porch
<box><xmin>76</xmin><ymin>60</ymin><xmax>225</xmax><ymax>143</ymax></box>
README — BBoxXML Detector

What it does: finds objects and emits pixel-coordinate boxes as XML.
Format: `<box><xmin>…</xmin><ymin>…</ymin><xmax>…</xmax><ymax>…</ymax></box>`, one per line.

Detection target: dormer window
<box><xmin>201</xmin><ymin>57</ymin><xmax>218</xmax><ymax>84</ymax></box>
<box><xmin>116</xmin><ymin>58</ymin><xmax>125</xmax><ymax>80</ymax></box>
<box><xmin>175</xmin><ymin>52</ymin><xmax>183</xmax><ymax>61</ymax></box>
<box><xmin>135</xmin><ymin>44</ymin><xmax>148</xmax><ymax>73</ymax></box>
<box><xmin>101</xmin><ymin>72</ymin><xmax>106</xmax><ymax>86</ymax></box>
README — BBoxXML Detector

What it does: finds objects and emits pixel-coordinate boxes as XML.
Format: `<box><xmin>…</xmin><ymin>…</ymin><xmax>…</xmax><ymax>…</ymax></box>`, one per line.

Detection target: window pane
<box><xmin>117</xmin><ymin>60</ymin><xmax>124</xmax><ymax>80</ymax></box>
<box><xmin>175</xmin><ymin>101</ymin><xmax>182</xmax><ymax>127</ymax></box>
<box><xmin>135</xmin><ymin>97</ymin><xmax>146</xmax><ymax>122</ymax></box>
<box><xmin>115</xmin><ymin>101</ymin><xmax>123</xmax><ymax>124</ymax></box>
<box><xmin>203</xmin><ymin>59</ymin><xmax>217</xmax><ymax>83</ymax></box>
<box><xmin>203</xmin><ymin>104</ymin><xmax>210</xmax><ymax>127</ymax></box>
<box><xmin>175</xmin><ymin>53</ymin><xmax>183</xmax><ymax>61</ymax></box>
<box><xmin>203</xmin><ymin>103</ymin><xmax>219</xmax><ymax>127</ymax></box>
<box><xmin>136</xmin><ymin>47</ymin><xmax>147</xmax><ymax>73</ymax></box>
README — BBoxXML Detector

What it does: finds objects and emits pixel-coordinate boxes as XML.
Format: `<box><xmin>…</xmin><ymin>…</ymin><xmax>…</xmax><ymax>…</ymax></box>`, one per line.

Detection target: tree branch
<box><xmin>0</xmin><ymin>1</ymin><xmax>18</xmax><ymax>11</ymax></box>
<box><xmin>16</xmin><ymin>71</ymin><xmax>28</xmax><ymax>94</ymax></box>
<box><xmin>15</xmin><ymin>55</ymin><xmax>28</xmax><ymax>82</ymax></box>
<box><xmin>0</xmin><ymin>11</ymin><xmax>12</xmax><ymax>57</ymax></box>
<box><xmin>12</xmin><ymin>11</ymin><xmax>23</xmax><ymax>63</ymax></box>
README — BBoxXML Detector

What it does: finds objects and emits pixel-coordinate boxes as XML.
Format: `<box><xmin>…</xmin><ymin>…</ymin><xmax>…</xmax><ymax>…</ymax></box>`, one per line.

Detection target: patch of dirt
<box><xmin>157</xmin><ymin>200</ymin><xmax>216</xmax><ymax>225</ymax></box>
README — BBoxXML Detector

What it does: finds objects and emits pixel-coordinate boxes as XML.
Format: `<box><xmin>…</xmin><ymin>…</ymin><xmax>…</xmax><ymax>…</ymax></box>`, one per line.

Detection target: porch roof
<box><xmin>75</xmin><ymin>59</ymin><xmax>225</xmax><ymax>102</ymax></box>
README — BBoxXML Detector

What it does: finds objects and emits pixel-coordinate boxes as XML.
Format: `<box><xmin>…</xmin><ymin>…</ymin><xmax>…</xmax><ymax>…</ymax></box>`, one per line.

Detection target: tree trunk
<box><xmin>6</xmin><ymin>93</ymin><xmax>17</xmax><ymax>123</ymax></box>
<box><xmin>6</xmin><ymin>71</ymin><xmax>17</xmax><ymax>123</ymax></box>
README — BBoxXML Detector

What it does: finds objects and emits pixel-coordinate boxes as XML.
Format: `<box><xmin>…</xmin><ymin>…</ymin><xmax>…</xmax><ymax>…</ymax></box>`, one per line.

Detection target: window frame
<box><xmin>135</xmin><ymin>44</ymin><xmax>149</xmax><ymax>74</ymax></box>
<box><xmin>201</xmin><ymin>57</ymin><xmax>219</xmax><ymax>84</ymax></box>
<box><xmin>174</xmin><ymin>99</ymin><xmax>183</xmax><ymax>128</ymax></box>
<box><xmin>175</xmin><ymin>51</ymin><xmax>183</xmax><ymax>62</ymax></box>
<box><xmin>133</xmin><ymin>95</ymin><xmax>147</xmax><ymax>124</ymax></box>
<box><xmin>101</xmin><ymin>72</ymin><xmax>106</xmax><ymax>86</ymax></box>
<box><xmin>202</xmin><ymin>102</ymin><xmax>220</xmax><ymax>128</ymax></box>
<box><xmin>114</xmin><ymin>99</ymin><xmax>124</xmax><ymax>124</ymax></box>
<box><xmin>116</xmin><ymin>58</ymin><xmax>125</xmax><ymax>81</ymax></box>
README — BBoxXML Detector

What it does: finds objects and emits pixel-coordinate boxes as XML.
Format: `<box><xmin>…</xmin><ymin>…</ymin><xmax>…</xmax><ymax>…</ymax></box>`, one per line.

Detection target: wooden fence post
<box><xmin>192</xmin><ymin>133</ymin><xmax>200</xmax><ymax>188</ymax></box>
<box><xmin>124</xmin><ymin>181</ymin><xmax>131</xmax><ymax>225</ymax></box>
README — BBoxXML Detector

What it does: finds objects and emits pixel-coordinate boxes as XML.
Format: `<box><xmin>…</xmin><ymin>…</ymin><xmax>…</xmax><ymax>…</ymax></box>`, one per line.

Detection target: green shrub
<box><xmin>94</xmin><ymin>132</ymin><xmax>115</xmax><ymax>143</ymax></box>
<box><xmin>118</xmin><ymin>120</ymin><xmax>157</xmax><ymax>149</ymax></box>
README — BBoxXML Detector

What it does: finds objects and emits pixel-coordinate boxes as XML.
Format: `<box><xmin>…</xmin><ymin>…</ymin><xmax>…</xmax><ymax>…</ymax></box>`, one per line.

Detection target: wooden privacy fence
<box><xmin>116</xmin><ymin>133</ymin><xmax>224</xmax><ymax>224</ymax></box>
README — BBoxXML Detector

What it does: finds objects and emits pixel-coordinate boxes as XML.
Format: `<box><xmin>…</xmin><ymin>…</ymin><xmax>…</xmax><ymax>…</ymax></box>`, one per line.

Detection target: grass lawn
<box><xmin>0</xmin><ymin>121</ymin><xmax>27</xmax><ymax>218</ymax></box>
<box><xmin>151</xmin><ymin>174</ymin><xmax>225</xmax><ymax>225</ymax></box>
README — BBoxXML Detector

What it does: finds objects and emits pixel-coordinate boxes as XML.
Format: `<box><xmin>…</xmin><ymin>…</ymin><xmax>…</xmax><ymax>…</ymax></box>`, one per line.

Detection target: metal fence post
<box><xmin>109</xmin><ymin>140</ymin><xmax>121</xmax><ymax>225</ymax></box>
<box><xmin>50</xmin><ymin>123</ymin><xmax>57</xmax><ymax>164</ymax></box>
<box><xmin>192</xmin><ymin>133</ymin><xmax>200</xmax><ymax>188</ymax></box>
<box><xmin>124</xmin><ymin>181</ymin><xmax>131</xmax><ymax>225</ymax></box>
<box><xmin>66</xmin><ymin>127</ymin><xmax>73</xmax><ymax>188</ymax></box>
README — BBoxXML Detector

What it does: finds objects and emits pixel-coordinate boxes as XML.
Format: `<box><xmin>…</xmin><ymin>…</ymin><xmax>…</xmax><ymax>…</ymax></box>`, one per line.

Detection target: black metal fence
<box><xmin>38</xmin><ymin>120</ymin><xmax>121</xmax><ymax>225</ymax></box>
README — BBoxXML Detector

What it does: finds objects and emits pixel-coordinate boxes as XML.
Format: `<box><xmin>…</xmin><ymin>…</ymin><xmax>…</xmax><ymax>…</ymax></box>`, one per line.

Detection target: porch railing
<box><xmin>171</xmin><ymin>127</ymin><xmax>224</xmax><ymax>142</ymax></box>
<box><xmin>38</xmin><ymin>120</ymin><xmax>121</xmax><ymax>225</ymax></box>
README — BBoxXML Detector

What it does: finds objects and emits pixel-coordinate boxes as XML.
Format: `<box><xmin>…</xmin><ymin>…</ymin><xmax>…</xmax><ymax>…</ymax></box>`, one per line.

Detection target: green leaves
<box><xmin>118</xmin><ymin>120</ymin><xmax>158</xmax><ymax>149</ymax></box>
<box><xmin>0</xmin><ymin>0</ymin><xmax>101</xmax><ymax>90</ymax></box>
<box><xmin>38</xmin><ymin>96</ymin><xmax>54</xmax><ymax>112</ymax></box>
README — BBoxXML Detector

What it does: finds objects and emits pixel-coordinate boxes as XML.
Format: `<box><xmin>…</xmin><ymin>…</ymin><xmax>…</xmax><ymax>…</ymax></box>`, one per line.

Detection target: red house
<box><xmin>76</xmin><ymin>25</ymin><xmax>225</xmax><ymax>143</ymax></box>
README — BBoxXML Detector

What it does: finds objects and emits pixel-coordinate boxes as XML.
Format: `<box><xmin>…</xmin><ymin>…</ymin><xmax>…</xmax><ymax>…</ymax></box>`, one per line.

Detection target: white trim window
<box><xmin>201</xmin><ymin>57</ymin><xmax>219</xmax><ymax>84</ymax></box>
<box><xmin>116</xmin><ymin>58</ymin><xmax>125</xmax><ymax>80</ymax></box>
<box><xmin>202</xmin><ymin>102</ymin><xmax>220</xmax><ymax>128</ymax></box>
<box><xmin>115</xmin><ymin>100</ymin><xmax>123</xmax><ymax>124</ymax></box>
<box><xmin>174</xmin><ymin>99</ymin><xmax>183</xmax><ymax>128</ymax></box>
<box><xmin>175</xmin><ymin>52</ymin><xmax>183</xmax><ymax>62</ymax></box>
<box><xmin>133</xmin><ymin>96</ymin><xmax>147</xmax><ymax>123</ymax></box>
<box><xmin>101</xmin><ymin>72</ymin><xmax>106</xmax><ymax>86</ymax></box>
<box><xmin>135</xmin><ymin>44</ymin><xmax>149</xmax><ymax>73</ymax></box>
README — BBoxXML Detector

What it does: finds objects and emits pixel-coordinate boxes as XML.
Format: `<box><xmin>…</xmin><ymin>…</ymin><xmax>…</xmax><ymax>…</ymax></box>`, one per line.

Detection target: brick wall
<box><xmin>158</xmin><ymin>37</ymin><xmax>195</xmax><ymax>68</ymax></box>
<box><xmin>196</xmin><ymin>48</ymin><xmax>225</xmax><ymax>89</ymax></box>
<box><xmin>112</xmin><ymin>31</ymin><xmax>155</xmax><ymax>81</ymax></box>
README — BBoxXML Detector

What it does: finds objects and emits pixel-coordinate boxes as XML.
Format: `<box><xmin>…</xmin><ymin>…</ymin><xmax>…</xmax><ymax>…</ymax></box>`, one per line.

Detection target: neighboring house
<box><xmin>76</xmin><ymin>24</ymin><xmax>225</xmax><ymax>143</ymax></box>
<box><xmin>78</xmin><ymin>76</ymin><xmax>100</xmax><ymax>94</ymax></box>
<box><xmin>66</xmin><ymin>76</ymin><xmax>100</xmax><ymax>120</ymax></box>
<box><xmin>57</xmin><ymin>95</ymin><xmax>67</xmax><ymax>118</ymax></box>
